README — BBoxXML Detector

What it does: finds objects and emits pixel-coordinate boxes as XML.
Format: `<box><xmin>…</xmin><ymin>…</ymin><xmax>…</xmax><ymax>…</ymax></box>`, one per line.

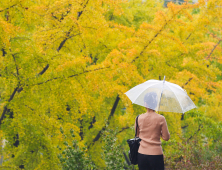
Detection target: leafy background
<box><xmin>0</xmin><ymin>0</ymin><xmax>222</xmax><ymax>169</ymax></box>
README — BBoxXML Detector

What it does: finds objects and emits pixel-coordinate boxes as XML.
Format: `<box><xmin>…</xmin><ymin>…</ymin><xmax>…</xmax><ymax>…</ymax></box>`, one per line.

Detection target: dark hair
<box><xmin>144</xmin><ymin>92</ymin><xmax>158</xmax><ymax>109</ymax></box>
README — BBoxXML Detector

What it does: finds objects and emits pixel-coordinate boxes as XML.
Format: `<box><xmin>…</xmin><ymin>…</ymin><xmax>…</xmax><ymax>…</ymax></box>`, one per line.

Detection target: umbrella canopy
<box><xmin>125</xmin><ymin>77</ymin><xmax>196</xmax><ymax>113</ymax></box>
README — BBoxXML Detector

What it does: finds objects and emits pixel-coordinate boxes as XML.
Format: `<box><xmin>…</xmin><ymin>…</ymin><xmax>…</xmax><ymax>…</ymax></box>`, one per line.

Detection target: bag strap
<box><xmin>135</xmin><ymin>115</ymin><xmax>139</xmax><ymax>137</ymax></box>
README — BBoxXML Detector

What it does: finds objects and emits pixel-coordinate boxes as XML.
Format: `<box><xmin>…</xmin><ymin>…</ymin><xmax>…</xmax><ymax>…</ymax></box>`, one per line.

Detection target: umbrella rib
<box><xmin>157</xmin><ymin>82</ymin><xmax>165</xmax><ymax>112</ymax></box>
<box><xmin>132</xmin><ymin>82</ymin><xmax>161</xmax><ymax>104</ymax></box>
<box><xmin>166</xmin><ymin>83</ymin><xmax>184</xmax><ymax>113</ymax></box>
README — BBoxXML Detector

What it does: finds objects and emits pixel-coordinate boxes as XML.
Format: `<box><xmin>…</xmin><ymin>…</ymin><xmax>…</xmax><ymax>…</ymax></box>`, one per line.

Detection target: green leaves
<box><xmin>102</xmin><ymin>127</ymin><xmax>129</xmax><ymax>170</ymax></box>
<box><xmin>58</xmin><ymin>128</ymin><xmax>95</xmax><ymax>170</ymax></box>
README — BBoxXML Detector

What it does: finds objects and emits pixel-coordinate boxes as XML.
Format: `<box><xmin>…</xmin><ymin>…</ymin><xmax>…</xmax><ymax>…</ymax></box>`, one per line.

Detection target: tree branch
<box><xmin>181</xmin><ymin>125</ymin><xmax>188</xmax><ymax>129</ymax></box>
<box><xmin>89</xmin><ymin>95</ymin><xmax>120</xmax><ymax>146</ymax></box>
<box><xmin>181</xmin><ymin>77</ymin><xmax>193</xmax><ymax>120</ymax></box>
<box><xmin>1</xmin><ymin>0</ymin><xmax>92</xmax><ymax>127</ymax></box>
<box><xmin>0</xmin><ymin>63</ymin><xmax>51</xmax><ymax>125</ymax></box>
<box><xmin>186</xmin><ymin>33</ymin><xmax>192</xmax><ymax>41</ymax></box>
<box><xmin>37</xmin><ymin>66</ymin><xmax>110</xmax><ymax>85</ymax></box>
<box><xmin>182</xmin><ymin>77</ymin><xmax>193</xmax><ymax>88</ymax></box>
<box><xmin>57</xmin><ymin>33</ymin><xmax>80</xmax><ymax>52</ymax></box>
<box><xmin>79</xmin><ymin>118</ymin><xmax>84</xmax><ymax>141</ymax></box>
<box><xmin>1</xmin><ymin>48</ymin><xmax>7</xmax><ymax>56</ymax></box>
<box><xmin>208</xmin><ymin>32</ymin><xmax>221</xmax><ymax>41</ymax></box>
<box><xmin>0</xmin><ymin>4</ymin><xmax>17</xmax><ymax>12</ymax></box>
<box><xmin>118</xmin><ymin>126</ymin><xmax>130</xmax><ymax>134</ymax></box>
<box><xmin>205</xmin><ymin>39</ymin><xmax>222</xmax><ymax>60</ymax></box>
<box><xmin>17</xmin><ymin>64</ymin><xmax>50</xmax><ymax>92</ymax></box>
<box><xmin>77</xmin><ymin>0</ymin><xmax>89</xmax><ymax>20</ymax></box>
<box><xmin>51</xmin><ymin>4</ymin><xmax>72</xmax><ymax>22</ymax></box>
<box><xmin>57</xmin><ymin>37</ymin><xmax>69</xmax><ymax>52</ymax></box>
<box><xmin>88</xmin><ymin>116</ymin><xmax>96</xmax><ymax>130</ymax></box>
<box><xmin>57</xmin><ymin>0</ymin><xmax>89</xmax><ymax>52</ymax></box>
<box><xmin>0</xmin><ymin>87</ymin><xmax>19</xmax><ymax>125</ymax></box>
<box><xmin>131</xmin><ymin>9</ymin><xmax>182</xmax><ymax>63</ymax></box>
<box><xmin>38</xmin><ymin>64</ymin><xmax>49</xmax><ymax>75</ymax></box>
<box><xmin>187</xmin><ymin>124</ymin><xmax>203</xmax><ymax>142</ymax></box>
<box><xmin>12</xmin><ymin>54</ymin><xmax>19</xmax><ymax>77</ymax></box>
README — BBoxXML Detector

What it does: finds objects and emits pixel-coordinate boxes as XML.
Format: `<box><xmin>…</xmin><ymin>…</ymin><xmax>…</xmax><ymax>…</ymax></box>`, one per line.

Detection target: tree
<box><xmin>0</xmin><ymin>0</ymin><xmax>222</xmax><ymax>169</ymax></box>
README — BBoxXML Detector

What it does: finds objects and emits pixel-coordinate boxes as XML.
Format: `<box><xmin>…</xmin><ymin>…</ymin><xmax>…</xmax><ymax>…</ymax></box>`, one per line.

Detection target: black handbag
<box><xmin>127</xmin><ymin>115</ymin><xmax>141</xmax><ymax>165</ymax></box>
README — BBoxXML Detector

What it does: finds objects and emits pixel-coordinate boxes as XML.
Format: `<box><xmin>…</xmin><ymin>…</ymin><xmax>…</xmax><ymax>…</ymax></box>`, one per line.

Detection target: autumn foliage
<box><xmin>0</xmin><ymin>0</ymin><xmax>222</xmax><ymax>169</ymax></box>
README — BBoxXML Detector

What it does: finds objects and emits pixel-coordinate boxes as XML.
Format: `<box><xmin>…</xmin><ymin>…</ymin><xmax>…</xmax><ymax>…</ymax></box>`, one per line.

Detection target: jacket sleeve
<box><xmin>161</xmin><ymin>116</ymin><xmax>170</xmax><ymax>141</ymax></box>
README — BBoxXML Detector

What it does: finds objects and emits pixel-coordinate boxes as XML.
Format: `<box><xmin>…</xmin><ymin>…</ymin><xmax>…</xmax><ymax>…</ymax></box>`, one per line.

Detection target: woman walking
<box><xmin>135</xmin><ymin>92</ymin><xmax>170</xmax><ymax>170</ymax></box>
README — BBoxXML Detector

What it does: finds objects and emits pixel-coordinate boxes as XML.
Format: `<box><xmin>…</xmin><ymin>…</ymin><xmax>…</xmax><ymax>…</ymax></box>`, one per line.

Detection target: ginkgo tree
<box><xmin>0</xmin><ymin>0</ymin><xmax>222</xmax><ymax>169</ymax></box>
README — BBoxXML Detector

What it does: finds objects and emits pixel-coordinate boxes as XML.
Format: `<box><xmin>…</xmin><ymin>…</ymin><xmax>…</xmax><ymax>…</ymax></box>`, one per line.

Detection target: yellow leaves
<box><xmin>101</xmin><ymin>0</ymin><xmax>125</xmax><ymax>16</ymax></box>
<box><xmin>0</xmin><ymin>55</ymin><xmax>4</xmax><ymax>69</ymax></box>
<box><xmin>167</xmin><ymin>2</ymin><xmax>182</xmax><ymax>15</ymax></box>
<box><xmin>185</xmin><ymin>24</ymin><xmax>195</xmax><ymax>33</ymax></box>
<box><xmin>199</xmin><ymin>88</ymin><xmax>222</xmax><ymax>121</ymax></box>
<box><xmin>1</xmin><ymin>0</ymin><xmax>222</xmax><ymax>168</ymax></box>
<box><xmin>138</xmin><ymin>19</ymin><xmax>188</xmax><ymax>53</ymax></box>
<box><xmin>162</xmin><ymin>112</ymin><xmax>182</xmax><ymax>141</ymax></box>
<box><xmin>29</xmin><ymin>5</ymin><xmax>48</xmax><ymax>16</ymax></box>
<box><xmin>113</xmin><ymin>6</ymin><xmax>124</xmax><ymax>16</ymax></box>
<box><xmin>166</xmin><ymin>34</ymin><xmax>188</xmax><ymax>52</ymax></box>
<box><xmin>56</xmin><ymin>56</ymin><xmax>92</xmax><ymax>73</ymax></box>
<box><xmin>63</xmin><ymin>123</ymin><xmax>80</xmax><ymax>138</ymax></box>
<box><xmin>197</xmin><ymin>0</ymin><xmax>206</xmax><ymax>6</ymax></box>
<box><xmin>117</xmin><ymin>114</ymin><xmax>133</xmax><ymax>128</ymax></box>
<box><xmin>175</xmin><ymin>19</ymin><xmax>187</xmax><ymax>26</ymax></box>
<box><xmin>155</xmin><ymin>11</ymin><xmax>169</xmax><ymax>24</ymax></box>
<box><xmin>118</xmin><ymin>38</ymin><xmax>137</xmax><ymax>50</ymax></box>
<box><xmin>183</xmin><ymin>10</ymin><xmax>193</xmax><ymax>21</ymax></box>
<box><xmin>111</xmin><ymin>22</ymin><xmax>135</xmax><ymax>35</ymax></box>
<box><xmin>105</xmin><ymin>49</ymin><xmax>126</xmax><ymax>65</ymax></box>
<box><xmin>0</xmin><ymin>20</ymin><xmax>14</xmax><ymax>35</ymax></box>
<box><xmin>196</xmin><ymin>42</ymin><xmax>217</xmax><ymax>56</ymax></box>
<box><xmin>0</xmin><ymin>102</ymin><xmax>6</xmax><ymax>115</ymax></box>
<box><xmin>145</xmin><ymin>49</ymin><xmax>162</xmax><ymax>57</ymax></box>
<box><xmin>182</xmin><ymin>57</ymin><xmax>190</xmax><ymax>66</ymax></box>
<box><xmin>140</xmin><ymin>22</ymin><xmax>159</xmax><ymax>31</ymax></box>
<box><xmin>0</xmin><ymin>130</ymin><xmax>3</xmax><ymax>140</ymax></box>
<box><xmin>126</xmin><ymin>48</ymin><xmax>139</xmax><ymax>61</ymax></box>
<box><xmin>0</xmin><ymin>17</ymin><xmax>18</xmax><ymax>47</ymax></box>
<box><xmin>167</xmin><ymin>0</ymin><xmax>201</xmax><ymax>22</ymax></box>
<box><xmin>173</xmin><ymin>69</ymin><xmax>218</xmax><ymax>103</ymax></box>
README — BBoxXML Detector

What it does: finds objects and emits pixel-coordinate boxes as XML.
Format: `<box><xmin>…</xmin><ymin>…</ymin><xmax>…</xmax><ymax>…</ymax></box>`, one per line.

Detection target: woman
<box><xmin>135</xmin><ymin>92</ymin><xmax>170</xmax><ymax>170</ymax></box>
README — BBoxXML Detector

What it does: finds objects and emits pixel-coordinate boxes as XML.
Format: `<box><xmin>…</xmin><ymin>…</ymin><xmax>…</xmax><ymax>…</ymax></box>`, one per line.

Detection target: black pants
<box><xmin>138</xmin><ymin>153</ymin><xmax>164</xmax><ymax>170</ymax></box>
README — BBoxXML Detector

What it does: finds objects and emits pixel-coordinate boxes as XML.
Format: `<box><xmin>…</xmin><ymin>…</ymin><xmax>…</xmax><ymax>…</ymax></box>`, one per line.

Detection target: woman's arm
<box><xmin>161</xmin><ymin>117</ymin><xmax>170</xmax><ymax>141</ymax></box>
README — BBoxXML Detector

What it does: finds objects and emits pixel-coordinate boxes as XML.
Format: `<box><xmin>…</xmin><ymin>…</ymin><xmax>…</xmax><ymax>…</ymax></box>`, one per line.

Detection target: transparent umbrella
<box><xmin>125</xmin><ymin>76</ymin><xmax>196</xmax><ymax>113</ymax></box>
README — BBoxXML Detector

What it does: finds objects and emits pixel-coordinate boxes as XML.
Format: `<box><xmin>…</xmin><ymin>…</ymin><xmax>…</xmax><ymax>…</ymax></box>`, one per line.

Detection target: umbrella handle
<box><xmin>158</xmin><ymin>76</ymin><xmax>166</xmax><ymax>113</ymax></box>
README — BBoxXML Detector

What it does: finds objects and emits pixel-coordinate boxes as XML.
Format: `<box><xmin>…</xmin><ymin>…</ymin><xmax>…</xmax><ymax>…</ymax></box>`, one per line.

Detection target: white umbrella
<box><xmin>125</xmin><ymin>76</ymin><xmax>196</xmax><ymax>113</ymax></box>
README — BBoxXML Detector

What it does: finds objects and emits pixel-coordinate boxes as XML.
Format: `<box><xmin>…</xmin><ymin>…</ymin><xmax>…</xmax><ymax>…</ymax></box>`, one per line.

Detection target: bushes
<box><xmin>57</xmin><ymin>127</ymin><xmax>137</xmax><ymax>170</ymax></box>
<box><xmin>102</xmin><ymin>127</ymin><xmax>130</xmax><ymax>170</ymax></box>
<box><xmin>57</xmin><ymin>127</ymin><xmax>222</xmax><ymax>170</ymax></box>
<box><xmin>165</xmin><ymin>138</ymin><xmax>222</xmax><ymax>169</ymax></box>
<box><xmin>57</xmin><ymin>128</ymin><xmax>95</xmax><ymax>170</ymax></box>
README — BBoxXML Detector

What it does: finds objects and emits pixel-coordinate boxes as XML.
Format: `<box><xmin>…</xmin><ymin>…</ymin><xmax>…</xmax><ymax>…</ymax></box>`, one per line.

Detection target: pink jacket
<box><xmin>135</xmin><ymin>112</ymin><xmax>170</xmax><ymax>155</ymax></box>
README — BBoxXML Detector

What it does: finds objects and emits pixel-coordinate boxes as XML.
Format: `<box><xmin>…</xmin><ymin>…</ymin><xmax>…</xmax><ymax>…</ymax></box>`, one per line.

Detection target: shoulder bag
<box><xmin>127</xmin><ymin>115</ymin><xmax>141</xmax><ymax>165</ymax></box>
